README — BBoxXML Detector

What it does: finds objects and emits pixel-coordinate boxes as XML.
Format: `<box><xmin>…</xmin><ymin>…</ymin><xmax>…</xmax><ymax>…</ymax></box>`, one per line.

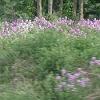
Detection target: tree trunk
<box><xmin>79</xmin><ymin>0</ymin><xmax>84</xmax><ymax>19</ymax></box>
<box><xmin>60</xmin><ymin>0</ymin><xmax>63</xmax><ymax>15</ymax></box>
<box><xmin>37</xmin><ymin>0</ymin><xmax>42</xmax><ymax>17</ymax></box>
<box><xmin>48</xmin><ymin>0</ymin><xmax>53</xmax><ymax>15</ymax></box>
<box><xmin>73</xmin><ymin>0</ymin><xmax>77</xmax><ymax>18</ymax></box>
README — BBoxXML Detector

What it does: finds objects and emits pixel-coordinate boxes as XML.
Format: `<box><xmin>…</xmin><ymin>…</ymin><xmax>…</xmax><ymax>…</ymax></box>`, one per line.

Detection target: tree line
<box><xmin>0</xmin><ymin>0</ymin><xmax>100</xmax><ymax>21</ymax></box>
<box><xmin>37</xmin><ymin>0</ymin><xmax>84</xmax><ymax>20</ymax></box>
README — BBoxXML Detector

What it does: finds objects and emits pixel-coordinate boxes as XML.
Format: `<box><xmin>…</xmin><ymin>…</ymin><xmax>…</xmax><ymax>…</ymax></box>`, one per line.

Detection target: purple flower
<box><xmin>94</xmin><ymin>60</ymin><xmax>100</xmax><ymax>66</ymax></box>
<box><xmin>90</xmin><ymin>57</ymin><xmax>100</xmax><ymax>66</ymax></box>
<box><xmin>74</xmin><ymin>72</ymin><xmax>81</xmax><ymax>78</ymax></box>
<box><xmin>77</xmin><ymin>78</ymin><xmax>90</xmax><ymax>87</ymax></box>
<box><xmin>68</xmin><ymin>74</ymin><xmax>77</xmax><ymax>83</ymax></box>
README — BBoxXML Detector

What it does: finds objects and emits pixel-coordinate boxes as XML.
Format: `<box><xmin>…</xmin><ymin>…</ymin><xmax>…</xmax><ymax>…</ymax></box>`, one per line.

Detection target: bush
<box><xmin>0</xmin><ymin>25</ymin><xmax>100</xmax><ymax>100</ymax></box>
<box><xmin>0</xmin><ymin>29</ymin><xmax>100</xmax><ymax>81</ymax></box>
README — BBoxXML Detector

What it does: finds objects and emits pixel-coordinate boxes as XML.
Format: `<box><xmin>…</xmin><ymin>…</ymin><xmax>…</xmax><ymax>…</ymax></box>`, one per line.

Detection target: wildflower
<box><xmin>77</xmin><ymin>78</ymin><xmax>90</xmax><ymax>87</ymax></box>
<box><xmin>61</xmin><ymin>69</ymin><xmax>67</xmax><ymax>76</ymax></box>
<box><xmin>91</xmin><ymin>57</ymin><xmax>96</xmax><ymax>61</ymax></box>
<box><xmin>56</xmin><ymin>75</ymin><xmax>61</xmax><ymax>80</ymax></box>
<box><xmin>90</xmin><ymin>57</ymin><xmax>100</xmax><ymax>66</ymax></box>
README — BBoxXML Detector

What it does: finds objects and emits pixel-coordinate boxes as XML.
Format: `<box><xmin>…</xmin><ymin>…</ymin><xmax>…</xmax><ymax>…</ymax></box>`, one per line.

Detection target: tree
<box><xmin>60</xmin><ymin>0</ymin><xmax>63</xmax><ymax>14</ymax></box>
<box><xmin>48</xmin><ymin>0</ymin><xmax>53</xmax><ymax>15</ymax></box>
<box><xmin>73</xmin><ymin>0</ymin><xmax>77</xmax><ymax>17</ymax></box>
<box><xmin>72</xmin><ymin>0</ymin><xmax>84</xmax><ymax>19</ymax></box>
<box><xmin>37</xmin><ymin>0</ymin><xmax>42</xmax><ymax>17</ymax></box>
<box><xmin>79</xmin><ymin>0</ymin><xmax>84</xmax><ymax>19</ymax></box>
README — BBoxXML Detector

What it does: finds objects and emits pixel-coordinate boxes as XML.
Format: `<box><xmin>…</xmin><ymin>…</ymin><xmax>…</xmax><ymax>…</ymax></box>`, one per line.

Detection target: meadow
<box><xmin>0</xmin><ymin>17</ymin><xmax>100</xmax><ymax>100</ymax></box>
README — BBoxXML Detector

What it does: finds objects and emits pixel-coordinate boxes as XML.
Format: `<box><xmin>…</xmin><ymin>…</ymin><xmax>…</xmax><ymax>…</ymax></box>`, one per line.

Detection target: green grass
<box><xmin>0</xmin><ymin>94</ymin><xmax>34</xmax><ymax>100</ymax></box>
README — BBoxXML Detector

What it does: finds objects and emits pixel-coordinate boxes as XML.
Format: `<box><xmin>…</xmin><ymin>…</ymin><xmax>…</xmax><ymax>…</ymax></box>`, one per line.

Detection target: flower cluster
<box><xmin>0</xmin><ymin>17</ymin><xmax>100</xmax><ymax>37</ymax></box>
<box><xmin>55</xmin><ymin>17</ymin><xmax>73</xmax><ymax>26</ymax></box>
<box><xmin>69</xmin><ymin>27</ymin><xmax>87</xmax><ymax>37</ymax></box>
<box><xmin>33</xmin><ymin>17</ymin><xmax>73</xmax><ymax>30</ymax></box>
<box><xmin>55</xmin><ymin>68</ymin><xmax>90</xmax><ymax>92</ymax></box>
<box><xmin>34</xmin><ymin>17</ymin><xmax>56</xmax><ymax>29</ymax></box>
<box><xmin>78</xmin><ymin>19</ymin><xmax>100</xmax><ymax>31</ymax></box>
<box><xmin>90</xmin><ymin>57</ymin><xmax>100</xmax><ymax>66</ymax></box>
<box><xmin>0</xmin><ymin>17</ymin><xmax>56</xmax><ymax>37</ymax></box>
<box><xmin>0</xmin><ymin>19</ymin><xmax>34</xmax><ymax>37</ymax></box>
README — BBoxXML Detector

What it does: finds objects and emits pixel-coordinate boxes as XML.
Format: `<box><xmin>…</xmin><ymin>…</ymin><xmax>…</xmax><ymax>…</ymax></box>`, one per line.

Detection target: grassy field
<box><xmin>0</xmin><ymin>18</ymin><xmax>100</xmax><ymax>100</ymax></box>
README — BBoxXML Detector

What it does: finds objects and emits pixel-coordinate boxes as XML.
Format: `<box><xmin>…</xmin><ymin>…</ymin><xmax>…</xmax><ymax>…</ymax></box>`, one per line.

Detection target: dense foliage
<box><xmin>0</xmin><ymin>0</ymin><xmax>100</xmax><ymax>99</ymax></box>
<box><xmin>0</xmin><ymin>0</ymin><xmax>100</xmax><ymax>21</ymax></box>
<box><xmin>0</xmin><ymin>17</ymin><xmax>100</xmax><ymax>100</ymax></box>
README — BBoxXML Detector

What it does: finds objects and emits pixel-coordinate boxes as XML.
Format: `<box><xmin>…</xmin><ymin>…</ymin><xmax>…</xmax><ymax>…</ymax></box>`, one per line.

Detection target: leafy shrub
<box><xmin>0</xmin><ymin>21</ymin><xmax>100</xmax><ymax>100</ymax></box>
<box><xmin>0</xmin><ymin>28</ymin><xmax>100</xmax><ymax>81</ymax></box>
